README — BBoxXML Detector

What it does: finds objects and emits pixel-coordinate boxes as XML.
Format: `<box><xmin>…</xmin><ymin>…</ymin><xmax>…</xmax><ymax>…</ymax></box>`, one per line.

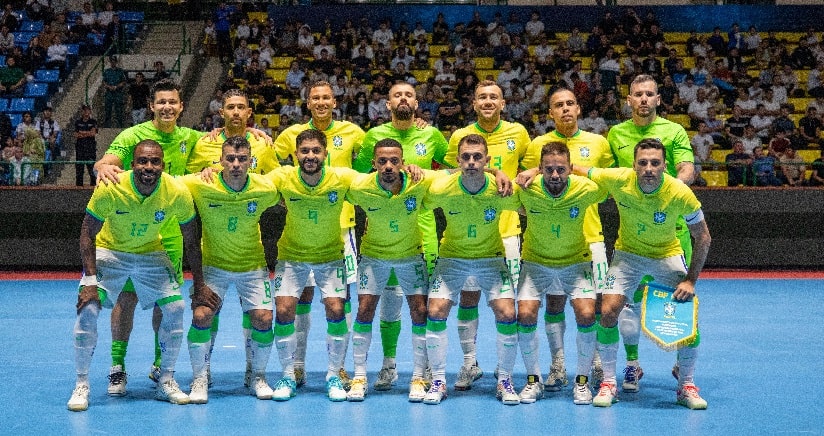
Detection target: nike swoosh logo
<box><xmin>448</xmin><ymin>211</ymin><xmax>461</xmax><ymax>215</ymax></box>
<box><xmin>262</xmin><ymin>299</ymin><xmax>271</xmax><ymax>305</ymax></box>
<box><xmin>115</xmin><ymin>210</ymin><xmax>129</xmax><ymax>215</ymax></box>
<box><xmin>367</xmin><ymin>207</ymin><xmax>381</xmax><ymax>212</ymax></box>
<box><xmin>618</xmin><ymin>144</ymin><xmax>630</xmax><ymax>150</ymax></box>
<box><xmin>618</xmin><ymin>202</ymin><xmax>631</xmax><ymax>208</ymax></box>
<box><xmin>529</xmin><ymin>209</ymin><xmax>542</xmax><ymax>214</ymax></box>
<box><xmin>208</xmin><ymin>203</ymin><xmax>222</xmax><ymax>208</ymax></box>
<box><xmin>289</xmin><ymin>198</ymin><xmax>301</xmax><ymax>202</ymax></box>
<box><xmin>211</xmin><ymin>160</ymin><xmax>220</xmax><ymax>164</ymax></box>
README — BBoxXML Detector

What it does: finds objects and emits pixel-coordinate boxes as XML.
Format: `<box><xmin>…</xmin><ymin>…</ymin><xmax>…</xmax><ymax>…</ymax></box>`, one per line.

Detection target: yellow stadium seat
<box><xmin>412</xmin><ymin>70</ymin><xmax>432</xmax><ymax>83</ymax></box>
<box><xmin>475</xmin><ymin>57</ymin><xmax>493</xmax><ymax>69</ymax></box>
<box><xmin>668</xmin><ymin>32</ymin><xmax>691</xmax><ymax>44</ymax></box>
<box><xmin>666</xmin><ymin>114</ymin><xmax>690</xmax><ymax>128</ymax></box>
<box><xmin>798</xmin><ymin>150</ymin><xmax>818</xmax><ymax>162</ymax></box>
<box><xmin>788</xmin><ymin>98</ymin><xmax>812</xmax><ymax>112</ymax></box>
<box><xmin>247</xmin><ymin>12</ymin><xmax>268</xmax><ymax>23</ymax></box>
<box><xmin>271</xmin><ymin>57</ymin><xmax>293</xmax><ymax>69</ymax></box>
<box><xmin>711</xmin><ymin>150</ymin><xmax>731</xmax><ymax>163</ymax></box>
<box><xmin>254</xmin><ymin>114</ymin><xmax>280</xmax><ymax>125</ymax></box>
<box><xmin>430</xmin><ymin>45</ymin><xmax>449</xmax><ymax>56</ymax></box>
<box><xmin>702</xmin><ymin>170</ymin><xmax>727</xmax><ymax>187</ymax></box>
<box><xmin>268</xmin><ymin>69</ymin><xmax>288</xmax><ymax>83</ymax></box>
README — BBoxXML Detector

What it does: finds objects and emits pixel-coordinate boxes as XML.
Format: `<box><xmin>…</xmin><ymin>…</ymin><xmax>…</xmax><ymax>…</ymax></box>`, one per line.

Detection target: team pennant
<box><xmin>640</xmin><ymin>282</ymin><xmax>699</xmax><ymax>351</ymax></box>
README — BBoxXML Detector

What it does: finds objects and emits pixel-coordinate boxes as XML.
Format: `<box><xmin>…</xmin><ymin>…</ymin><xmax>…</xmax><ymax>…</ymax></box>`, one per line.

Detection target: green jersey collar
<box><xmin>474</xmin><ymin>120</ymin><xmax>502</xmax><ymax>134</ymax></box>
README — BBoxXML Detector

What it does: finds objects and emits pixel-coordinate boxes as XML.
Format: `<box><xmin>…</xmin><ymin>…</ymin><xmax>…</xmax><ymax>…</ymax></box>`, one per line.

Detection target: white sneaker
<box><xmin>251</xmin><ymin>374</ymin><xmax>274</xmax><ymax>400</ymax></box>
<box><xmin>573</xmin><ymin>375</ymin><xmax>593</xmax><ymax>405</ymax></box>
<box><xmin>338</xmin><ymin>368</ymin><xmax>353</xmax><ymax>391</ymax></box>
<box><xmin>107</xmin><ymin>365</ymin><xmax>127</xmax><ymax>397</ymax></box>
<box><xmin>156</xmin><ymin>378</ymin><xmax>190</xmax><ymax>405</ymax></box>
<box><xmin>67</xmin><ymin>384</ymin><xmax>90</xmax><ymax>411</ymax></box>
<box><xmin>518</xmin><ymin>375</ymin><xmax>544</xmax><ymax>403</ymax></box>
<box><xmin>408</xmin><ymin>378</ymin><xmax>428</xmax><ymax>403</ymax></box>
<box><xmin>373</xmin><ymin>366</ymin><xmax>397</xmax><ymax>391</ymax></box>
<box><xmin>148</xmin><ymin>365</ymin><xmax>161</xmax><ymax>384</ymax></box>
<box><xmin>677</xmin><ymin>383</ymin><xmax>708</xmax><ymax>410</ymax></box>
<box><xmin>544</xmin><ymin>359</ymin><xmax>568</xmax><ymax>392</ymax></box>
<box><xmin>454</xmin><ymin>362</ymin><xmax>483</xmax><ymax>391</ymax></box>
<box><xmin>496</xmin><ymin>377</ymin><xmax>520</xmax><ymax>405</ymax></box>
<box><xmin>347</xmin><ymin>377</ymin><xmax>367</xmax><ymax>401</ymax></box>
<box><xmin>294</xmin><ymin>366</ymin><xmax>306</xmax><ymax>388</ymax></box>
<box><xmin>326</xmin><ymin>376</ymin><xmax>347</xmax><ymax>402</ymax></box>
<box><xmin>592</xmin><ymin>382</ymin><xmax>617</xmax><ymax>407</ymax></box>
<box><xmin>272</xmin><ymin>377</ymin><xmax>297</xmax><ymax>401</ymax></box>
<box><xmin>423</xmin><ymin>379</ymin><xmax>447</xmax><ymax>405</ymax></box>
<box><xmin>189</xmin><ymin>376</ymin><xmax>209</xmax><ymax>404</ymax></box>
<box><xmin>622</xmin><ymin>363</ymin><xmax>644</xmax><ymax>393</ymax></box>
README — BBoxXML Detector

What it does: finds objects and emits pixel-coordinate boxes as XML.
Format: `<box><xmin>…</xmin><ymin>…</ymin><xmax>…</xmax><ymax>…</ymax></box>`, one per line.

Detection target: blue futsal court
<box><xmin>0</xmin><ymin>276</ymin><xmax>820</xmax><ymax>435</ymax></box>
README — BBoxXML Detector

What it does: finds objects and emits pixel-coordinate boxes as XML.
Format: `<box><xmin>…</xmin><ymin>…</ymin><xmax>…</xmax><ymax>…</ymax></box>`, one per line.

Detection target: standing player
<box><xmin>520</xmin><ymin>87</ymin><xmax>615</xmax><ymax>391</ymax></box>
<box><xmin>353</xmin><ymin>82</ymin><xmax>448</xmax><ymax>391</ymax></box>
<box><xmin>273</xmin><ymin>81</ymin><xmax>365</xmax><ymax>389</ymax></box>
<box><xmin>186</xmin><ymin>88</ymin><xmax>278</xmax><ymax>390</ymax></box>
<box><xmin>515</xmin><ymin>141</ymin><xmax>607</xmax><ymax>405</ymax></box>
<box><xmin>441</xmin><ymin>80</ymin><xmax>531</xmax><ymax>391</ymax></box>
<box><xmin>181</xmin><ymin>136</ymin><xmax>281</xmax><ymax>403</ymax></box>
<box><xmin>422</xmin><ymin>134</ymin><xmax>521</xmax><ymax>406</ymax></box>
<box><xmin>345</xmin><ymin>139</ymin><xmax>431</xmax><ymax>402</ymax></box>
<box><xmin>68</xmin><ymin>141</ymin><xmax>203</xmax><ymax>411</ymax></box>
<box><xmin>607</xmin><ymin>74</ymin><xmax>695</xmax><ymax>393</ymax></box>
<box><xmin>574</xmin><ymin>138</ymin><xmax>711</xmax><ymax>410</ymax></box>
<box><xmin>266</xmin><ymin>129</ymin><xmax>359</xmax><ymax>402</ymax></box>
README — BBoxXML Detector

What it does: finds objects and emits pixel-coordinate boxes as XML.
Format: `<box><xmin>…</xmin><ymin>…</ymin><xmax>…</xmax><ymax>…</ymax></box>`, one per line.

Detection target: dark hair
<box><xmin>634</xmin><ymin>138</ymin><xmax>665</xmax><ymax>159</ymax></box>
<box><xmin>375</xmin><ymin>138</ymin><xmax>403</xmax><ymax>152</ymax></box>
<box><xmin>150</xmin><ymin>78</ymin><xmax>181</xmax><ymax>102</ymax></box>
<box><xmin>296</xmin><ymin>128</ymin><xmax>327</xmax><ymax>149</ymax></box>
<box><xmin>222</xmin><ymin>88</ymin><xmax>249</xmax><ymax>105</ymax></box>
<box><xmin>223</xmin><ymin>135</ymin><xmax>251</xmax><ymax>153</ymax></box>
<box><xmin>458</xmin><ymin>133</ymin><xmax>488</xmax><ymax>154</ymax></box>
<box><xmin>540</xmin><ymin>141</ymin><xmax>571</xmax><ymax>162</ymax></box>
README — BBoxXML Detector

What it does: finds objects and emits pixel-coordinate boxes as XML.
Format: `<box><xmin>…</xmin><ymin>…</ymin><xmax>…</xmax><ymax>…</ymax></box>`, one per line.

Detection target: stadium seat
<box><xmin>0</xmin><ymin>54</ymin><xmax>5</xmax><ymax>66</ymax></box>
<box><xmin>18</xmin><ymin>20</ymin><xmax>43</xmax><ymax>32</ymax></box>
<box><xmin>0</xmin><ymin>99</ymin><xmax>7</xmax><ymax>112</ymax></box>
<box><xmin>24</xmin><ymin>82</ymin><xmax>48</xmax><ymax>98</ymax></box>
<box><xmin>13</xmin><ymin>32</ymin><xmax>36</xmax><ymax>46</ymax></box>
<box><xmin>8</xmin><ymin>98</ymin><xmax>35</xmax><ymax>113</ymax></box>
<box><xmin>119</xmin><ymin>11</ymin><xmax>145</xmax><ymax>23</ymax></box>
<box><xmin>8</xmin><ymin>113</ymin><xmax>22</xmax><ymax>132</ymax></box>
<box><xmin>34</xmin><ymin>69</ymin><xmax>59</xmax><ymax>83</ymax></box>
<box><xmin>702</xmin><ymin>171</ymin><xmax>728</xmax><ymax>187</ymax></box>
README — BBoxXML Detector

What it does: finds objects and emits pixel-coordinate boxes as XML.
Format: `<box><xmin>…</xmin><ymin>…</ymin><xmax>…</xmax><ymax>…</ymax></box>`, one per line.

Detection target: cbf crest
<box><xmin>506</xmin><ymin>139</ymin><xmax>516</xmax><ymax>152</ymax></box>
<box><xmin>404</xmin><ymin>196</ymin><xmax>417</xmax><ymax>213</ymax></box>
<box><xmin>569</xmin><ymin>205</ymin><xmax>580</xmax><ymax>219</ymax></box>
<box><xmin>579</xmin><ymin>147</ymin><xmax>590</xmax><ymax>158</ymax></box>
<box><xmin>328</xmin><ymin>190</ymin><xmax>339</xmax><ymax>204</ymax></box>
<box><xmin>154</xmin><ymin>210</ymin><xmax>166</xmax><ymax>223</ymax></box>
<box><xmin>484</xmin><ymin>206</ymin><xmax>497</xmax><ymax>223</ymax></box>
<box><xmin>247</xmin><ymin>201</ymin><xmax>258</xmax><ymax>215</ymax></box>
<box><xmin>415</xmin><ymin>143</ymin><xmax>427</xmax><ymax>156</ymax></box>
<box><xmin>664</xmin><ymin>301</ymin><xmax>676</xmax><ymax>318</ymax></box>
<box><xmin>333</xmin><ymin>135</ymin><xmax>343</xmax><ymax>149</ymax></box>
<box><xmin>179</xmin><ymin>141</ymin><xmax>187</xmax><ymax>155</ymax></box>
<box><xmin>653</xmin><ymin>211</ymin><xmax>667</xmax><ymax>224</ymax></box>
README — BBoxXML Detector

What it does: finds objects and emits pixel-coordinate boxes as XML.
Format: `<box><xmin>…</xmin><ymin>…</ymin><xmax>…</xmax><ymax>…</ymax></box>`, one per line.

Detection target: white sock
<box><xmin>576</xmin><ymin>326</ymin><xmax>597</xmax><ymax>377</ymax></box>
<box><xmin>187</xmin><ymin>326</ymin><xmax>210</xmax><ymax>379</ymax></box>
<box><xmin>597</xmin><ymin>341</ymin><xmax>618</xmax><ymax>385</ymax></box>
<box><xmin>327</xmin><ymin>332</ymin><xmax>347</xmax><ymax>381</ymax></box>
<box><xmin>545</xmin><ymin>314</ymin><xmax>566</xmax><ymax>362</ymax></box>
<box><xmin>250</xmin><ymin>332</ymin><xmax>273</xmax><ymax>375</ymax></box>
<box><xmin>411</xmin><ymin>323</ymin><xmax>427</xmax><ymax>379</ymax></box>
<box><xmin>275</xmin><ymin>323</ymin><xmax>296</xmax><ymax>380</ymax></box>
<box><xmin>294</xmin><ymin>307</ymin><xmax>311</xmax><ymax>368</ymax></box>
<box><xmin>157</xmin><ymin>299</ymin><xmax>185</xmax><ymax>381</ymax></box>
<box><xmin>496</xmin><ymin>326</ymin><xmax>518</xmax><ymax>382</ymax></box>
<box><xmin>618</xmin><ymin>304</ymin><xmax>641</xmax><ymax>350</ymax></box>
<box><xmin>426</xmin><ymin>319</ymin><xmax>448</xmax><ymax>382</ymax></box>
<box><xmin>352</xmin><ymin>321</ymin><xmax>372</xmax><ymax>378</ymax></box>
<box><xmin>74</xmin><ymin>303</ymin><xmax>100</xmax><ymax>378</ymax></box>
<box><xmin>518</xmin><ymin>324</ymin><xmax>541</xmax><ymax>376</ymax></box>
<box><xmin>457</xmin><ymin>308</ymin><xmax>478</xmax><ymax>367</ymax></box>
<box><xmin>677</xmin><ymin>346</ymin><xmax>698</xmax><ymax>386</ymax></box>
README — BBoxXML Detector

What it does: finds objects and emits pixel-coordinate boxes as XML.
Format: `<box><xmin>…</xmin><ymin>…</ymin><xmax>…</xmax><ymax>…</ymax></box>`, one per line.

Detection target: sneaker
<box><xmin>590</xmin><ymin>359</ymin><xmax>604</xmax><ymax>390</ymax></box>
<box><xmin>544</xmin><ymin>360</ymin><xmax>568</xmax><ymax>392</ymax></box>
<box><xmin>243</xmin><ymin>362</ymin><xmax>253</xmax><ymax>388</ymax></box>
<box><xmin>373</xmin><ymin>366</ymin><xmax>398</xmax><ymax>391</ymax></box>
<box><xmin>573</xmin><ymin>375</ymin><xmax>593</xmax><ymax>405</ymax></box>
<box><xmin>519</xmin><ymin>375</ymin><xmax>544</xmax><ymax>404</ymax></box>
<box><xmin>423</xmin><ymin>379</ymin><xmax>447</xmax><ymax>405</ymax></box>
<box><xmin>408</xmin><ymin>378</ymin><xmax>428</xmax><ymax>402</ymax></box>
<box><xmin>496</xmin><ymin>377</ymin><xmax>520</xmax><ymax>405</ymax></box>
<box><xmin>592</xmin><ymin>382</ymin><xmax>617</xmax><ymax>407</ymax></box>
<box><xmin>326</xmin><ymin>376</ymin><xmax>347</xmax><ymax>402</ymax></box>
<box><xmin>272</xmin><ymin>377</ymin><xmax>297</xmax><ymax>401</ymax></box>
<box><xmin>294</xmin><ymin>366</ymin><xmax>306</xmax><ymax>388</ymax></box>
<box><xmin>338</xmin><ymin>368</ymin><xmax>352</xmax><ymax>391</ymax></box>
<box><xmin>189</xmin><ymin>376</ymin><xmax>209</xmax><ymax>404</ymax></box>
<box><xmin>207</xmin><ymin>365</ymin><xmax>213</xmax><ymax>388</ymax></box>
<box><xmin>672</xmin><ymin>363</ymin><xmax>680</xmax><ymax>381</ymax></box>
<box><xmin>423</xmin><ymin>366</ymin><xmax>433</xmax><ymax>385</ymax></box>
<box><xmin>454</xmin><ymin>362</ymin><xmax>483</xmax><ymax>391</ymax></box>
<box><xmin>107</xmin><ymin>365</ymin><xmax>128</xmax><ymax>397</ymax></box>
<box><xmin>148</xmin><ymin>364</ymin><xmax>161</xmax><ymax>384</ymax></box>
<box><xmin>622</xmin><ymin>363</ymin><xmax>644</xmax><ymax>393</ymax></box>
<box><xmin>347</xmin><ymin>377</ymin><xmax>367</xmax><ymax>402</ymax></box>
<box><xmin>155</xmin><ymin>378</ymin><xmax>190</xmax><ymax>405</ymax></box>
<box><xmin>677</xmin><ymin>383</ymin><xmax>708</xmax><ymax>410</ymax></box>
<box><xmin>67</xmin><ymin>384</ymin><xmax>90</xmax><ymax>412</ymax></box>
<box><xmin>251</xmin><ymin>375</ymin><xmax>274</xmax><ymax>400</ymax></box>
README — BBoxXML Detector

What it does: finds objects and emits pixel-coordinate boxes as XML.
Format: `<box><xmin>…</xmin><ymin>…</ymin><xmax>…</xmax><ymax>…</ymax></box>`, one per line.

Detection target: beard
<box><xmin>392</xmin><ymin>104</ymin><xmax>415</xmax><ymax>121</ymax></box>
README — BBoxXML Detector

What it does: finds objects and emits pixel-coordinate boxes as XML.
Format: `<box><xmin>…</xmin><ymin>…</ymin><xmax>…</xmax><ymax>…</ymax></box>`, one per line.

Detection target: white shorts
<box><xmin>196</xmin><ymin>266</ymin><xmax>272</xmax><ymax>312</ymax></box>
<box><xmin>274</xmin><ymin>259</ymin><xmax>347</xmax><ymax>300</ymax></box>
<box><xmin>517</xmin><ymin>261</ymin><xmax>596</xmax><ymax>302</ymax></box>
<box><xmin>428</xmin><ymin>257</ymin><xmax>515</xmax><ymax>304</ymax></box>
<box><xmin>93</xmin><ymin>247</ymin><xmax>181</xmax><ymax>310</ymax></box>
<box><xmin>357</xmin><ymin>255</ymin><xmax>427</xmax><ymax>297</ymax></box>
<box><xmin>305</xmin><ymin>227</ymin><xmax>358</xmax><ymax>287</ymax></box>
<box><xmin>603</xmin><ymin>250</ymin><xmax>688</xmax><ymax>300</ymax></box>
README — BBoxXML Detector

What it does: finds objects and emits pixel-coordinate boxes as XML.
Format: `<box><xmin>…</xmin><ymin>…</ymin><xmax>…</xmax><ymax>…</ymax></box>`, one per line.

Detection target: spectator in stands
<box><xmin>771</xmin><ymin>75</ymin><xmax>789</xmax><ymax>105</ymax></box>
<box><xmin>703</xmin><ymin>106</ymin><xmax>727</xmax><ymax>147</ymax></box>
<box><xmin>296</xmin><ymin>24</ymin><xmax>314</xmax><ymax>57</ymax></box>
<box><xmin>768</xmin><ymin>128</ymin><xmax>791</xmax><ymax>157</ymax></box>
<box><xmin>0</xmin><ymin>55</ymin><xmax>25</xmax><ymax>97</ymax></box>
<box><xmin>345</xmin><ymin>91</ymin><xmax>369</xmax><ymax>128</ymax></box>
<box><xmin>74</xmin><ymin>104</ymin><xmax>97</xmax><ymax>186</ymax></box>
<box><xmin>565</xmin><ymin>26</ymin><xmax>584</xmax><ymax>55</ymax></box>
<box><xmin>437</xmin><ymin>89</ymin><xmax>461</xmax><ymax>130</ymax></box>
<box><xmin>0</xmin><ymin>24</ymin><xmax>12</xmax><ymax>55</ymax></box>
<box><xmin>658</xmin><ymin>74</ymin><xmax>681</xmax><ymax>114</ymax></box>
<box><xmin>779</xmin><ymin>147</ymin><xmax>806</xmax><ymax>186</ymax></box>
<box><xmin>390</xmin><ymin>47</ymin><xmax>413</xmax><ymax>72</ymax></box>
<box><xmin>808</xmin><ymin>148</ymin><xmax>824</xmax><ymax>186</ymax></box>
<box><xmin>20</xmin><ymin>126</ymin><xmax>44</xmax><ymax>184</ymax></box>
<box><xmin>367</xmin><ymin>89</ymin><xmax>389</xmax><ymax>125</ymax></box>
<box><xmin>255</xmin><ymin>76</ymin><xmax>285</xmax><ymax>114</ymax></box>
<box><xmin>579</xmin><ymin>108</ymin><xmax>608</xmax><ymax>135</ymax></box>
<box><xmin>791</xmin><ymin>38</ymin><xmax>817</xmax><ymax>70</ymax></box>
<box><xmin>676</xmin><ymin>75</ymin><xmax>698</xmax><ymax>111</ymax></box>
<box><xmin>523</xmin><ymin>73</ymin><xmax>546</xmax><ymax>112</ymax></box>
<box><xmin>707</xmin><ymin>27</ymin><xmax>726</xmax><ymax>56</ymax></box>
<box><xmin>752</xmin><ymin>146</ymin><xmax>781</xmax><ymax>187</ymax></box>
<box><xmin>687</xmin><ymin>88</ymin><xmax>713</xmax><ymax>130</ymax></box>
<box><xmin>524</xmin><ymin>10</ymin><xmax>544</xmax><ymax>44</ymax></box>
<box><xmin>598</xmin><ymin>50</ymin><xmax>621</xmax><ymax>91</ymax></box>
<box><xmin>742</xmin><ymin>26</ymin><xmax>761</xmax><ymax>56</ymax></box>
<box><xmin>749</xmin><ymin>104</ymin><xmax>774</xmax><ymax>143</ymax></box>
<box><xmin>284</xmin><ymin>60</ymin><xmax>305</xmax><ymax>95</ymax></box>
<box><xmin>80</xmin><ymin>2</ymin><xmax>98</xmax><ymax>28</ymax></box>
<box><xmin>127</xmin><ymin>71</ymin><xmax>150</xmax><ymax>126</ymax></box>
<box><xmin>279</xmin><ymin>96</ymin><xmax>302</xmax><ymax>123</ymax></box>
<box><xmin>726</xmin><ymin>139</ymin><xmax>753</xmax><ymax>186</ymax></box>
<box><xmin>533</xmin><ymin>111</ymin><xmax>553</xmax><ymax>136</ymax></box>
<box><xmin>45</xmin><ymin>33</ymin><xmax>68</xmax><ymax>75</ymax></box>
<box><xmin>435</xmin><ymin>61</ymin><xmax>457</xmax><ymax>93</ymax></box>
<box><xmin>390</xmin><ymin>62</ymin><xmax>416</xmax><ymax>86</ymax></box>
<box><xmin>690</xmin><ymin>56</ymin><xmax>709</xmax><ymax>86</ymax></box>
<box><xmin>213</xmin><ymin>2</ymin><xmax>234</xmax><ymax>62</ymax></box>
<box><xmin>691</xmin><ymin>121</ymin><xmax>716</xmax><ymax>186</ymax></box>
<box><xmin>772</xmin><ymin>105</ymin><xmax>796</xmax><ymax>136</ymax></box>
<box><xmin>432</xmin><ymin>13</ymin><xmax>449</xmax><ymax>45</ymax></box>
<box><xmin>798</xmin><ymin>106</ymin><xmax>824</xmax><ymax>148</ymax></box>
<box><xmin>740</xmin><ymin>124</ymin><xmax>762</xmax><ymax>156</ymax></box>
<box><xmin>6</xmin><ymin>145</ymin><xmax>30</xmax><ymax>185</ymax></box>
<box><xmin>413</xmin><ymin>34</ymin><xmax>429</xmax><ymax>70</ymax></box>
<box><xmin>242</xmin><ymin>59</ymin><xmax>265</xmax><ymax>96</ymax></box>
<box><xmin>102</xmin><ymin>55</ymin><xmax>127</xmax><ymax>128</ymax></box>
<box><xmin>807</xmin><ymin>61</ymin><xmax>823</xmax><ymax>98</ymax></box>
<box><xmin>15</xmin><ymin>111</ymin><xmax>35</xmax><ymax>138</ymax></box>
<box><xmin>733</xmin><ymin>87</ymin><xmax>757</xmax><ymax>116</ymax></box>
<box><xmin>35</xmin><ymin>104</ymin><xmax>60</xmax><ymax>159</ymax></box>
<box><xmin>0</xmin><ymin>3</ymin><xmax>17</xmax><ymax>32</ymax></box>
<box><xmin>25</xmin><ymin>0</ymin><xmax>51</xmax><ymax>22</ymax></box>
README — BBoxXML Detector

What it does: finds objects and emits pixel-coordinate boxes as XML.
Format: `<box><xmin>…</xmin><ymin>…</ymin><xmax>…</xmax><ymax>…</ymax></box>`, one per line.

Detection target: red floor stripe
<box><xmin>1</xmin><ymin>270</ymin><xmax>822</xmax><ymax>280</ymax></box>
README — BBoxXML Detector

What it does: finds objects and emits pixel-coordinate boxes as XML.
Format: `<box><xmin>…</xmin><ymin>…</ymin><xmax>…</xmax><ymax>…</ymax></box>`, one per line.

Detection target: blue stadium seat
<box><xmin>119</xmin><ymin>11</ymin><xmax>144</xmax><ymax>22</ymax></box>
<box><xmin>0</xmin><ymin>55</ymin><xmax>5</xmax><ymax>66</ymax></box>
<box><xmin>24</xmin><ymin>82</ymin><xmax>48</xmax><ymax>98</ymax></box>
<box><xmin>18</xmin><ymin>21</ymin><xmax>44</xmax><ymax>32</ymax></box>
<box><xmin>0</xmin><ymin>99</ymin><xmax>7</xmax><ymax>112</ymax></box>
<box><xmin>13</xmin><ymin>32</ymin><xmax>36</xmax><ymax>46</ymax></box>
<box><xmin>34</xmin><ymin>69</ymin><xmax>59</xmax><ymax>83</ymax></box>
<box><xmin>66</xmin><ymin>44</ymin><xmax>79</xmax><ymax>56</ymax></box>
<box><xmin>8</xmin><ymin>113</ymin><xmax>22</xmax><ymax>132</ymax></box>
<box><xmin>8</xmin><ymin>98</ymin><xmax>35</xmax><ymax>113</ymax></box>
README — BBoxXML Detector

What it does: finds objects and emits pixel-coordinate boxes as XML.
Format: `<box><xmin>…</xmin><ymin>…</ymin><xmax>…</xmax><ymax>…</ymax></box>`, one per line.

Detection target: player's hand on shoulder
<box><xmin>247</xmin><ymin>127</ymin><xmax>273</xmax><ymax>145</ymax></box>
<box><xmin>413</xmin><ymin>117</ymin><xmax>430</xmax><ymax>129</ymax></box>
<box><xmin>199</xmin><ymin>167</ymin><xmax>218</xmax><ymax>183</ymax></box>
<box><xmin>494</xmin><ymin>169</ymin><xmax>513</xmax><ymax>197</ymax></box>
<box><xmin>96</xmin><ymin>164</ymin><xmax>123</xmax><ymax>185</ymax></box>
<box><xmin>515</xmin><ymin>168</ymin><xmax>539</xmax><ymax>189</ymax></box>
<box><xmin>405</xmin><ymin>164</ymin><xmax>424</xmax><ymax>182</ymax></box>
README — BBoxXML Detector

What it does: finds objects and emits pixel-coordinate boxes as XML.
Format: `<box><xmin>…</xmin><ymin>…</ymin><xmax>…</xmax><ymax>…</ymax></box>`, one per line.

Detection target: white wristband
<box><xmin>80</xmin><ymin>275</ymin><xmax>99</xmax><ymax>287</ymax></box>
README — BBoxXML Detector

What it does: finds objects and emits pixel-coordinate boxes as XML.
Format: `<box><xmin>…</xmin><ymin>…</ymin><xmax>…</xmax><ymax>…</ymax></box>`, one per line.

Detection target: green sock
<box><xmin>624</xmin><ymin>344</ymin><xmax>639</xmax><ymax>362</ymax></box>
<box><xmin>379</xmin><ymin>320</ymin><xmax>401</xmax><ymax>358</ymax></box>
<box><xmin>112</xmin><ymin>340</ymin><xmax>128</xmax><ymax>369</ymax></box>
<box><xmin>153</xmin><ymin>333</ymin><xmax>161</xmax><ymax>367</ymax></box>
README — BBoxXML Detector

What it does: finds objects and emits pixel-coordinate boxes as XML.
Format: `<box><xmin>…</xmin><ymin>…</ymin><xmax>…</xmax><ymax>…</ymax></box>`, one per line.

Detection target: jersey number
<box><xmin>309</xmin><ymin>210</ymin><xmax>318</xmax><ymax>224</ymax></box>
<box><xmin>227</xmin><ymin>216</ymin><xmax>238</xmax><ymax>232</ymax></box>
<box><xmin>130</xmin><ymin>223</ymin><xmax>149</xmax><ymax>237</ymax></box>
<box><xmin>389</xmin><ymin>220</ymin><xmax>399</xmax><ymax>233</ymax></box>
<box><xmin>467</xmin><ymin>224</ymin><xmax>477</xmax><ymax>238</ymax></box>
<box><xmin>551</xmin><ymin>224</ymin><xmax>561</xmax><ymax>239</ymax></box>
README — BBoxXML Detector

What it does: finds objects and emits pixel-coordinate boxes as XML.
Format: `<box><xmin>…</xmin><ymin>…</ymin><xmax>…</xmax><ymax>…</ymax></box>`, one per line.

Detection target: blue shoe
<box><xmin>326</xmin><ymin>376</ymin><xmax>347</xmax><ymax>402</ymax></box>
<box><xmin>272</xmin><ymin>377</ymin><xmax>297</xmax><ymax>401</ymax></box>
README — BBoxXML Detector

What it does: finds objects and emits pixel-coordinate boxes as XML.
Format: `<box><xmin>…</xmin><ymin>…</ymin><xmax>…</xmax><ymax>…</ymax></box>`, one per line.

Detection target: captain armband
<box><xmin>683</xmin><ymin>209</ymin><xmax>704</xmax><ymax>225</ymax></box>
